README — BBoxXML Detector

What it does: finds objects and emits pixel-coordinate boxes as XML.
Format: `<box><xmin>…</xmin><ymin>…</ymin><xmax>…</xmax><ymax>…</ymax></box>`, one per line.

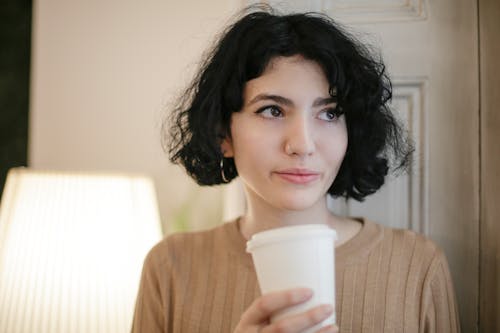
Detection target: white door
<box><xmin>233</xmin><ymin>1</ymin><xmax>480</xmax><ymax>331</ymax></box>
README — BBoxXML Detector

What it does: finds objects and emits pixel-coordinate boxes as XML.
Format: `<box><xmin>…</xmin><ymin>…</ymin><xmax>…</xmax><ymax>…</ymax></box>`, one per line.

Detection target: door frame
<box><xmin>479</xmin><ymin>0</ymin><xmax>500</xmax><ymax>331</ymax></box>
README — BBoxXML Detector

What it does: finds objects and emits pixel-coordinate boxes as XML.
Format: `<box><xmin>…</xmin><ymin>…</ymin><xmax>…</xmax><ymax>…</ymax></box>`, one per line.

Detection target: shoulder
<box><xmin>379</xmin><ymin>223</ymin><xmax>442</xmax><ymax>259</ymax></box>
<box><xmin>143</xmin><ymin>221</ymin><xmax>236</xmax><ymax>271</ymax></box>
<box><xmin>371</xmin><ymin>222</ymin><xmax>460</xmax><ymax>330</ymax></box>
<box><xmin>375</xmin><ymin>222</ymin><xmax>457</xmax><ymax>300</ymax></box>
<box><xmin>384</xmin><ymin>226</ymin><xmax>462</xmax><ymax>330</ymax></box>
<box><xmin>371</xmin><ymin>221</ymin><xmax>448</xmax><ymax>278</ymax></box>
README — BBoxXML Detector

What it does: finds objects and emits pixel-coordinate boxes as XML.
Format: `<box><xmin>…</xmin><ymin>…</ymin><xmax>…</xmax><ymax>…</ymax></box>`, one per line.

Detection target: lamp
<box><xmin>0</xmin><ymin>168</ymin><xmax>163</xmax><ymax>332</ymax></box>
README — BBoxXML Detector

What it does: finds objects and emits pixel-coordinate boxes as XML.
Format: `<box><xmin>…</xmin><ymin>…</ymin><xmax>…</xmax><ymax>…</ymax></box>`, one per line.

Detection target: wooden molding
<box><xmin>329</xmin><ymin>78</ymin><xmax>428</xmax><ymax>234</ymax></box>
<box><xmin>247</xmin><ymin>0</ymin><xmax>427</xmax><ymax>23</ymax></box>
<box><xmin>479</xmin><ymin>0</ymin><xmax>500</xmax><ymax>331</ymax></box>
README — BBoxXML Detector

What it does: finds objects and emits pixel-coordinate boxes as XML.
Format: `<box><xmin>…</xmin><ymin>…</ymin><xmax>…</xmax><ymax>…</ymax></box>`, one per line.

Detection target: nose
<box><xmin>284</xmin><ymin>116</ymin><xmax>315</xmax><ymax>157</ymax></box>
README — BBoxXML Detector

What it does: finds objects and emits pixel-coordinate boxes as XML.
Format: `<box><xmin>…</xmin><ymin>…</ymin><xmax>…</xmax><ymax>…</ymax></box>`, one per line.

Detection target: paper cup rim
<box><xmin>246</xmin><ymin>224</ymin><xmax>337</xmax><ymax>253</ymax></box>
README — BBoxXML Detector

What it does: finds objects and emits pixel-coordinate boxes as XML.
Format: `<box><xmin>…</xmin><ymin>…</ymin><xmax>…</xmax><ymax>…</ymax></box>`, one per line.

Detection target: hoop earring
<box><xmin>220</xmin><ymin>158</ymin><xmax>229</xmax><ymax>183</ymax></box>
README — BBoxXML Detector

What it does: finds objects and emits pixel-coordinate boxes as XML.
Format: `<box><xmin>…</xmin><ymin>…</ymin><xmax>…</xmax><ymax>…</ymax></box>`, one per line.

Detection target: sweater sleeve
<box><xmin>131</xmin><ymin>244</ymin><xmax>169</xmax><ymax>333</ymax></box>
<box><xmin>421</xmin><ymin>249</ymin><xmax>461</xmax><ymax>333</ymax></box>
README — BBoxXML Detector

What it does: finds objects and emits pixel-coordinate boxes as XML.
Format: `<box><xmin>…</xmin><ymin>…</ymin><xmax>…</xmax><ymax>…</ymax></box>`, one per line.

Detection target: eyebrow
<box><xmin>247</xmin><ymin>94</ymin><xmax>337</xmax><ymax>107</ymax></box>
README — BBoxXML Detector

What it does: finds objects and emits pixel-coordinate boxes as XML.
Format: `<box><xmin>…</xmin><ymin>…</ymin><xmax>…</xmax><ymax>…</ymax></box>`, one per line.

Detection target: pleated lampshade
<box><xmin>0</xmin><ymin>168</ymin><xmax>163</xmax><ymax>333</ymax></box>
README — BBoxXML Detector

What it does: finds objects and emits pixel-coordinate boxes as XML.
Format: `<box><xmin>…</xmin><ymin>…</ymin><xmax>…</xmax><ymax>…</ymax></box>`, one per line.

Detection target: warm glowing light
<box><xmin>0</xmin><ymin>168</ymin><xmax>163</xmax><ymax>333</ymax></box>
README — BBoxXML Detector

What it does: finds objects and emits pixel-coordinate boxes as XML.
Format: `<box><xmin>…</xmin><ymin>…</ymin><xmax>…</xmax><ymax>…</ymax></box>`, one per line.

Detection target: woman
<box><xmin>132</xmin><ymin>7</ymin><xmax>460</xmax><ymax>333</ymax></box>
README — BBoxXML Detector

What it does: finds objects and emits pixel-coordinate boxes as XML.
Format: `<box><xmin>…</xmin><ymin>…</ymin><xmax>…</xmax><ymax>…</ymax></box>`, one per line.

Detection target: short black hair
<box><xmin>166</xmin><ymin>6</ymin><xmax>413</xmax><ymax>201</ymax></box>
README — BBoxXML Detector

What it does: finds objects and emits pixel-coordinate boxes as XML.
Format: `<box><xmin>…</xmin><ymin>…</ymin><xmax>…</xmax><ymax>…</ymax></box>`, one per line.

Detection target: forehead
<box><xmin>243</xmin><ymin>55</ymin><xmax>330</xmax><ymax>100</ymax></box>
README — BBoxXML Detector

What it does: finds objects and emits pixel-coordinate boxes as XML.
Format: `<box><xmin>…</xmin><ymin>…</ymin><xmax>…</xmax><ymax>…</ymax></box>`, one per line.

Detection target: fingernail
<box><xmin>325</xmin><ymin>324</ymin><xmax>338</xmax><ymax>332</ymax></box>
<box><xmin>321</xmin><ymin>304</ymin><xmax>334</xmax><ymax>314</ymax></box>
<box><xmin>298</xmin><ymin>288</ymin><xmax>313</xmax><ymax>300</ymax></box>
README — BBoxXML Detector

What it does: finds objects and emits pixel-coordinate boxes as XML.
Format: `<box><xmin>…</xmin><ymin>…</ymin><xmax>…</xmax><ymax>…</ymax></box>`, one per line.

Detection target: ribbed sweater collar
<box><xmin>222</xmin><ymin>217</ymin><xmax>384</xmax><ymax>269</ymax></box>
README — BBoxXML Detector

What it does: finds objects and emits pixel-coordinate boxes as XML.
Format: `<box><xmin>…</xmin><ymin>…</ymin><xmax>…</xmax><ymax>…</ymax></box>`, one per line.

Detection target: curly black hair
<box><xmin>166</xmin><ymin>6</ymin><xmax>413</xmax><ymax>201</ymax></box>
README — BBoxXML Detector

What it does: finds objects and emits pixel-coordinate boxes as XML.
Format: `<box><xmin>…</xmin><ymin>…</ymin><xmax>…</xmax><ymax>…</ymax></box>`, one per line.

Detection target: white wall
<box><xmin>30</xmin><ymin>0</ymin><xmax>241</xmax><ymax>233</ymax></box>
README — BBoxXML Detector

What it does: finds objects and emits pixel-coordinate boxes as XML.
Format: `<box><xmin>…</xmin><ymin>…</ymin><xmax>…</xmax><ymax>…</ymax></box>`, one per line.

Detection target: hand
<box><xmin>234</xmin><ymin>288</ymin><xmax>338</xmax><ymax>333</ymax></box>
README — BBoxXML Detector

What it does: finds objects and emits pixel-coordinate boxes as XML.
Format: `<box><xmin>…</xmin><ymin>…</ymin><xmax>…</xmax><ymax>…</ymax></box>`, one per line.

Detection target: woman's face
<box><xmin>222</xmin><ymin>55</ymin><xmax>348</xmax><ymax>212</ymax></box>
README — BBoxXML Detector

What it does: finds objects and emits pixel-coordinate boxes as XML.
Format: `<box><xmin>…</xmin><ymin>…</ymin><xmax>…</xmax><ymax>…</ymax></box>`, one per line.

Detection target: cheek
<box><xmin>231</xmin><ymin>118</ymin><xmax>282</xmax><ymax>157</ymax></box>
<box><xmin>233</xmin><ymin>134</ymin><xmax>269</xmax><ymax>161</ymax></box>
<box><xmin>339</xmin><ymin>132</ymin><xmax>349</xmax><ymax>157</ymax></box>
<box><xmin>231</xmin><ymin>125</ymin><xmax>266</xmax><ymax>162</ymax></box>
<box><xmin>320</xmin><ymin>126</ymin><xmax>348</xmax><ymax>163</ymax></box>
<box><xmin>336</xmin><ymin>120</ymin><xmax>349</xmax><ymax>156</ymax></box>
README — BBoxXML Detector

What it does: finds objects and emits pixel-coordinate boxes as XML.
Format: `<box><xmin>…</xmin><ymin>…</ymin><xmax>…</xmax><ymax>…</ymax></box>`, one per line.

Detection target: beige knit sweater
<box><xmin>132</xmin><ymin>219</ymin><xmax>460</xmax><ymax>332</ymax></box>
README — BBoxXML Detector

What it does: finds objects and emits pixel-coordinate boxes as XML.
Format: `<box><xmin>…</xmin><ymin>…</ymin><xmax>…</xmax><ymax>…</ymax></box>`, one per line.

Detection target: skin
<box><xmin>223</xmin><ymin>55</ymin><xmax>362</xmax><ymax>332</ymax></box>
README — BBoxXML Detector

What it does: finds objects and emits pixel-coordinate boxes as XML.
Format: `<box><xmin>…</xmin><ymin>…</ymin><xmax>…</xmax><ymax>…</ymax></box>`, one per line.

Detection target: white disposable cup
<box><xmin>246</xmin><ymin>224</ymin><xmax>337</xmax><ymax>332</ymax></box>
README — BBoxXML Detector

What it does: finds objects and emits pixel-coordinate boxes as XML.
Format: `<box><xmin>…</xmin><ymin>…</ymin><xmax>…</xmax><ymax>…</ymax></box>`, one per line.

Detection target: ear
<box><xmin>220</xmin><ymin>136</ymin><xmax>234</xmax><ymax>158</ymax></box>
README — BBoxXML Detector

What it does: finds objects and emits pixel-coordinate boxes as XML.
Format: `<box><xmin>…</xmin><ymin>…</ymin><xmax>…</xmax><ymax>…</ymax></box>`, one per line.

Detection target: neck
<box><xmin>237</xmin><ymin>189</ymin><xmax>363</xmax><ymax>246</ymax></box>
<box><xmin>239</xmin><ymin>193</ymin><xmax>341</xmax><ymax>240</ymax></box>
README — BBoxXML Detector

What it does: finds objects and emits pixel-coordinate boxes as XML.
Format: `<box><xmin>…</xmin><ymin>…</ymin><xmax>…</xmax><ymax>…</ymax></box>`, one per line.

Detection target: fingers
<box><xmin>262</xmin><ymin>304</ymin><xmax>334</xmax><ymax>333</ymax></box>
<box><xmin>237</xmin><ymin>288</ymin><xmax>337</xmax><ymax>333</ymax></box>
<box><xmin>240</xmin><ymin>288</ymin><xmax>313</xmax><ymax>325</ymax></box>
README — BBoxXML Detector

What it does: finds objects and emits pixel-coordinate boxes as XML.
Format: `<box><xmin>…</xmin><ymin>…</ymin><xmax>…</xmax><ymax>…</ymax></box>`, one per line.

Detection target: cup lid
<box><xmin>246</xmin><ymin>224</ymin><xmax>337</xmax><ymax>253</ymax></box>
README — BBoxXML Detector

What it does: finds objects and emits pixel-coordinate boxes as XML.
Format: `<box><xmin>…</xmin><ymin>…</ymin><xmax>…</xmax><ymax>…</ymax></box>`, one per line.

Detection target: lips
<box><xmin>274</xmin><ymin>168</ymin><xmax>321</xmax><ymax>184</ymax></box>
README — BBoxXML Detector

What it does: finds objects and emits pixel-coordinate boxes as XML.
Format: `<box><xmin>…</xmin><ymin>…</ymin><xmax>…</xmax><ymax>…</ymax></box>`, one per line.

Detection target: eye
<box><xmin>255</xmin><ymin>105</ymin><xmax>283</xmax><ymax>118</ymax></box>
<box><xmin>318</xmin><ymin>107</ymin><xmax>343</xmax><ymax>122</ymax></box>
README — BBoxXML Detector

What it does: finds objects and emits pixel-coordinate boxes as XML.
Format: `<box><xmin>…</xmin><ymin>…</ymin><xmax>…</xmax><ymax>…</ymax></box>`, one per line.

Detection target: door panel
<box><xmin>329</xmin><ymin>78</ymin><xmax>428</xmax><ymax>234</ymax></box>
<box><xmin>242</xmin><ymin>1</ymin><xmax>480</xmax><ymax>331</ymax></box>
